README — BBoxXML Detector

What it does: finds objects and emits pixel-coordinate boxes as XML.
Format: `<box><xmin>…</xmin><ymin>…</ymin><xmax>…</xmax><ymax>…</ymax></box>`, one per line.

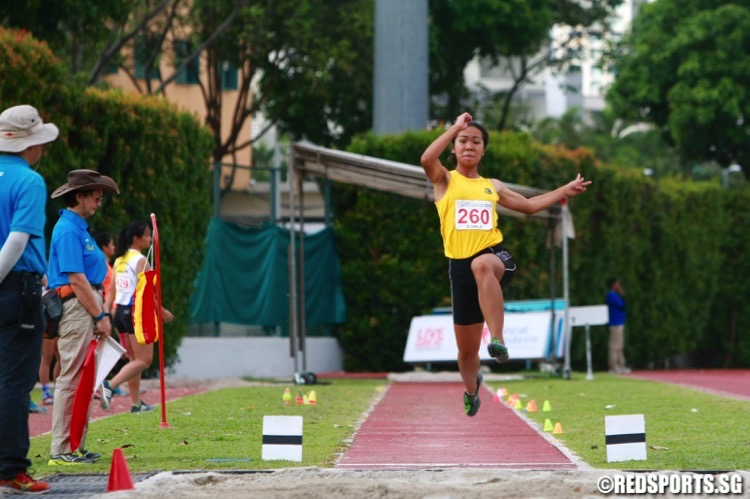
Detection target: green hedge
<box><xmin>337</xmin><ymin>130</ymin><xmax>748</xmax><ymax>372</ymax></box>
<box><xmin>1</xmin><ymin>28</ymin><xmax>214</xmax><ymax>367</ymax></box>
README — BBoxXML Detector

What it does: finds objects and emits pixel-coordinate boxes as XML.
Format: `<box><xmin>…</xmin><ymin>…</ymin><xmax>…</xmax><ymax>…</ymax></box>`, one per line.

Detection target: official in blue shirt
<box><xmin>0</xmin><ymin>105</ymin><xmax>58</xmax><ymax>494</ymax></box>
<box><xmin>47</xmin><ymin>169</ymin><xmax>119</xmax><ymax>466</ymax></box>
<box><xmin>606</xmin><ymin>277</ymin><xmax>629</xmax><ymax>374</ymax></box>
<box><xmin>47</xmin><ymin>209</ymin><xmax>108</xmax><ymax>289</ymax></box>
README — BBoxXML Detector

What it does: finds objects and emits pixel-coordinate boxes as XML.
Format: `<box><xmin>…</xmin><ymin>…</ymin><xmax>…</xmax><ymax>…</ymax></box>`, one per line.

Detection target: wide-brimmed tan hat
<box><xmin>0</xmin><ymin>105</ymin><xmax>59</xmax><ymax>153</ymax></box>
<box><xmin>51</xmin><ymin>169</ymin><xmax>120</xmax><ymax>198</ymax></box>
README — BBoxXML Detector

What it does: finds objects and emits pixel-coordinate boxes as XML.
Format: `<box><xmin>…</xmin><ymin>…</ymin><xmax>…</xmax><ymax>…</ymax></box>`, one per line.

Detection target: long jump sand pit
<box><xmin>98</xmin><ymin>467</ymin><xmax>614</xmax><ymax>498</ymax></box>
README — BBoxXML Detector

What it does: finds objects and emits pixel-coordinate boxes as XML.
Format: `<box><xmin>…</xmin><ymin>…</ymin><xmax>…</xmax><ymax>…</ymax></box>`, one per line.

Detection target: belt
<box><xmin>0</xmin><ymin>271</ymin><xmax>42</xmax><ymax>289</ymax></box>
<box><xmin>55</xmin><ymin>282</ymin><xmax>104</xmax><ymax>302</ymax></box>
<box><xmin>10</xmin><ymin>271</ymin><xmax>43</xmax><ymax>278</ymax></box>
<box><xmin>2</xmin><ymin>271</ymin><xmax>42</xmax><ymax>282</ymax></box>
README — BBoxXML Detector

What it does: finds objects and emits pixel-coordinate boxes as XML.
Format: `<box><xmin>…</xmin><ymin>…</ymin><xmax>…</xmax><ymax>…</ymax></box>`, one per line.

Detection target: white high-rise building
<box><xmin>464</xmin><ymin>0</ymin><xmax>653</xmax><ymax>123</ymax></box>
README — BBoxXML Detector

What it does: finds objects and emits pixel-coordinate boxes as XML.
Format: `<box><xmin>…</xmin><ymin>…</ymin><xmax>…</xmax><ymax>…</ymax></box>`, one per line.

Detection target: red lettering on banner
<box><xmin>416</xmin><ymin>328</ymin><xmax>444</xmax><ymax>350</ymax></box>
<box><xmin>481</xmin><ymin>326</ymin><xmax>491</xmax><ymax>345</ymax></box>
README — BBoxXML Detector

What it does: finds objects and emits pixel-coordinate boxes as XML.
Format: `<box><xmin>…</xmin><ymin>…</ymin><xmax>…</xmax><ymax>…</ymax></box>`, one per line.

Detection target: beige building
<box><xmin>102</xmin><ymin>38</ymin><xmax>328</xmax><ymax>229</ymax></box>
<box><xmin>103</xmin><ymin>39</ymin><xmax>253</xmax><ymax>196</ymax></box>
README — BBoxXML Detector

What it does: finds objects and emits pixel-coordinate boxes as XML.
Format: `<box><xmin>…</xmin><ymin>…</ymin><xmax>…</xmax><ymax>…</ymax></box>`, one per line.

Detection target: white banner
<box><xmin>403</xmin><ymin>311</ymin><xmax>565</xmax><ymax>363</ymax></box>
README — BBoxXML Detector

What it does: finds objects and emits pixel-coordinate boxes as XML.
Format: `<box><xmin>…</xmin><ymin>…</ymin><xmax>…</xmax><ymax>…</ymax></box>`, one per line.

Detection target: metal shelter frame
<box><xmin>287</xmin><ymin>141</ymin><xmax>577</xmax><ymax>379</ymax></box>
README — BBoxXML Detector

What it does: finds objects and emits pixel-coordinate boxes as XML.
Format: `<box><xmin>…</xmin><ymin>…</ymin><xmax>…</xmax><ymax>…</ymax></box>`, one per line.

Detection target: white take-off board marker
<box><xmin>262</xmin><ymin>416</ymin><xmax>303</xmax><ymax>462</ymax></box>
<box><xmin>605</xmin><ymin>414</ymin><xmax>647</xmax><ymax>463</ymax></box>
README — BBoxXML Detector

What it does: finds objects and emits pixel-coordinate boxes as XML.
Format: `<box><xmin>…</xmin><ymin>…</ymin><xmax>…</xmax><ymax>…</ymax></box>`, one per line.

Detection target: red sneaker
<box><xmin>0</xmin><ymin>471</ymin><xmax>50</xmax><ymax>494</ymax></box>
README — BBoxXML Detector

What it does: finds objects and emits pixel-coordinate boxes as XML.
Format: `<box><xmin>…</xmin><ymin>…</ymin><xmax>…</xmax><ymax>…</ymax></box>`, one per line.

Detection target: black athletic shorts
<box><xmin>113</xmin><ymin>305</ymin><xmax>135</xmax><ymax>334</ymax></box>
<box><xmin>448</xmin><ymin>242</ymin><xmax>517</xmax><ymax>326</ymax></box>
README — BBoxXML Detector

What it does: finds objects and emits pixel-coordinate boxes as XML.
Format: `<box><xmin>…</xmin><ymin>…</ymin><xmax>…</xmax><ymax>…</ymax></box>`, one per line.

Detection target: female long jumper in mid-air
<box><xmin>420</xmin><ymin>112</ymin><xmax>591</xmax><ymax>416</ymax></box>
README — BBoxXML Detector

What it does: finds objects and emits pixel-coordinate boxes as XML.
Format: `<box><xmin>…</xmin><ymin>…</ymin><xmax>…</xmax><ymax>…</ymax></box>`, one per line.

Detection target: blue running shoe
<box><xmin>29</xmin><ymin>401</ymin><xmax>47</xmax><ymax>413</ymax></box>
<box><xmin>131</xmin><ymin>401</ymin><xmax>155</xmax><ymax>413</ymax></box>
<box><xmin>42</xmin><ymin>384</ymin><xmax>54</xmax><ymax>405</ymax></box>
<box><xmin>74</xmin><ymin>449</ymin><xmax>101</xmax><ymax>461</ymax></box>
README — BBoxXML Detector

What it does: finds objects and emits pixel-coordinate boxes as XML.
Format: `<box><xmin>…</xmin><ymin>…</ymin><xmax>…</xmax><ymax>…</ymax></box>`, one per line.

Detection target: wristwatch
<box><xmin>93</xmin><ymin>311</ymin><xmax>112</xmax><ymax>322</ymax></box>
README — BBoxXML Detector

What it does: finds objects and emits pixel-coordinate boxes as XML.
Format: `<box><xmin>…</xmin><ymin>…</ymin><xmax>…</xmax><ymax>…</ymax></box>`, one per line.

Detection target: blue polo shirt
<box><xmin>48</xmin><ymin>209</ymin><xmax>107</xmax><ymax>289</ymax></box>
<box><xmin>606</xmin><ymin>290</ymin><xmax>626</xmax><ymax>326</ymax></box>
<box><xmin>0</xmin><ymin>155</ymin><xmax>47</xmax><ymax>275</ymax></box>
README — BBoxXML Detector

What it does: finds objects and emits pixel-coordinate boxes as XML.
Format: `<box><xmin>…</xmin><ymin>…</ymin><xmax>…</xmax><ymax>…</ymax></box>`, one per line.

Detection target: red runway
<box><xmin>336</xmin><ymin>382</ymin><xmax>576</xmax><ymax>470</ymax></box>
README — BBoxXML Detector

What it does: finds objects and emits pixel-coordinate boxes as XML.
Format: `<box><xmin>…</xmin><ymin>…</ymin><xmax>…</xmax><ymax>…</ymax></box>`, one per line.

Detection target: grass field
<box><xmin>493</xmin><ymin>372</ymin><xmax>750</xmax><ymax>470</ymax></box>
<box><xmin>28</xmin><ymin>372</ymin><xmax>750</xmax><ymax>477</ymax></box>
<box><xmin>30</xmin><ymin>379</ymin><xmax>387</xmax><ymax>475</ymax></box>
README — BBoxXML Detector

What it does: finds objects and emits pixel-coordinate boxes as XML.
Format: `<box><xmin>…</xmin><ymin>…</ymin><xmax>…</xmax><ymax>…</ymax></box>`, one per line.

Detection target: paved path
<box><xmin>628</xmin><ymin>369</ymin><xmax>750</xmax><ymax>401</ymax></box>
<box><xmin>337</xmin><ymin>381</ymin><xmax>576</xmax><ymax>470</ymax></box>
<box><xmin>29</xmin><ymin>383</ymin><xmax>209</xmax><ymax>438</ymax></box>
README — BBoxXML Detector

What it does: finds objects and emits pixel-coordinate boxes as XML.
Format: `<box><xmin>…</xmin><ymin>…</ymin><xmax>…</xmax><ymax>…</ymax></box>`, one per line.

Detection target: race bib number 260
<box><xmin>455</xmin><ymin>200</ymin><xmax>493</xmax><ymax>230</ymax></box>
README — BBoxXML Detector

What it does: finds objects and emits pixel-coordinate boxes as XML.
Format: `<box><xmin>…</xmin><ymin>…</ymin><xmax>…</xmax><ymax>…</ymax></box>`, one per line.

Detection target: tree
<box><xmin>607</xmin><ymin>0</ymin><xmax>750</xmax><ymax>179</ymax></box>
<box><xmin>429</xmin><ymin>0</ymin><xmax>624</xmax><ymax>129</ymax></box>
<box><xmin>241</xmin><ymin>0</ymin><xmax>373</xmax><ymax>148</ymax></box>
<box><xmin>2</xmin><ymin>0</ymin><xmax>373</xmax><ymax>180</ymax></box>
<box><xmin>0</xmin><ymin>0</ymin><xmax>134</xmax><ymax>74</ymax></box>
<box><xmin>530</xmin><ymin>107</ymin><xmax>684</xmax><ymax>177</ymax></box>
<box><xmin>428</xmin><ymin>0</ymin><xmax>551</xmax><ymax>121</ymax></box>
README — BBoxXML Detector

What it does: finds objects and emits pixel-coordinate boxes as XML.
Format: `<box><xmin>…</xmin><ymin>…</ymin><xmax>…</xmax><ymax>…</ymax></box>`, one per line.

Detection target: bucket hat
<box><xmin>0</xmin><ymin>105</ymin><xmax>59</xmax><ymax>153</ymax></box>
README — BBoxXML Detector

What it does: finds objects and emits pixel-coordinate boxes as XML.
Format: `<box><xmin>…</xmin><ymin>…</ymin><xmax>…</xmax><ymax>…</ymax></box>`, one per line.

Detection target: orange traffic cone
<box><xmin>296</xmin><ymin>390</ymin><xmax>304</xmax><ymax>405</ymax></box>
<box><xmin>107</xmin><ymin>448</ymin><xmax>135</xmax><ymax>492</ymax></box>
<box><xmin>553</xmin><ymin>422</ymin><xmax>563</xmax><ymax>434</ymax></box>
<box><xmin>526</xmin><ymin>400</ymin><xmax>538</xmax><ymax>412</ymax></box>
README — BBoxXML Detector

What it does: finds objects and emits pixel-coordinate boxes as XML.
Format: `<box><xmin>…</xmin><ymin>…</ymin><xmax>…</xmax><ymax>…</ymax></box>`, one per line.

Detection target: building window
<box><xmin>102</xmin><ymin>62</ymin><xmax>119</xmax><ymax>75</ymax></box>
<box><xmin>135</xmin><ymin>37</ymin><xmax>161</xmax><ymax>80</ymax></box>
<box><xmin>221</xmin><ymin>61</ymin><xmax>238</xmax><ymax>90</ymax></box>
<box><xmin>175</xmin><ymin>40</ymin><xmax>200</xmax><ymax>85</ymax></box>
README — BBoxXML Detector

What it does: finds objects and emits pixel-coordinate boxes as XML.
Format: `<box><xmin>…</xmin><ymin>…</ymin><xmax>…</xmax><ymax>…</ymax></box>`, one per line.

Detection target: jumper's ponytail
<box><xmin>115</xmin><ymin>220</ymin><xmax>149</xmax><ymax>258</ymax></box>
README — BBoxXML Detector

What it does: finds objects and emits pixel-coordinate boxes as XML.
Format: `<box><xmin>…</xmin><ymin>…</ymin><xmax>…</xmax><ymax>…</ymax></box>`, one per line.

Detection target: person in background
<box><xmin>47</xmin><ymin>169</ymin><xmax>119</xmax><ymax>465</ymax></box>
<box><xmin>39</xmin><ymin>274</ymin><xmax>61</xmax><ymax>407</ymax></box>
<box><xmin>0</xmin><ymin>104</ymin><xmax>58</xmax><ymax>494</ymax></box>
<box><xmin>420</xmin><ymin>111</ymin><xmax>591</xmax><ymax>417</ymax></box>
<box><xmin>102</xmin><ymin>220</ymin><xmax>174</xmax><ymax>413</ymax></box>
<box><xmin>606</xmin><ymin>277</ymin><xmax>630</xmax><ymax>374</ymax></box>
<box><xmin>94</xmin><ymin>232</ymin><xmax>115</xmax><ymax>302</ymax></box>
<box><xmin>39</xmin><ymin>334</ymin><xmax>60</xmax><ymax>405</ymax></box>
<box><xmin>94</xmin><ymin>231</ymin><xmax>128</xmax><ymax>395</ymax></box>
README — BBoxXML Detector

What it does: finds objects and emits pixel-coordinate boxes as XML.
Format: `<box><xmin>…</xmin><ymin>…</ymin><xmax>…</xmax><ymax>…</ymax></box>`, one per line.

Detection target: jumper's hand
<box><xmin>565</xmin><ymin>173</ymin><xmax>592</xmax><ymax>197</ymax></box>
<box><xmin>454</xmin><ymin>112</ymin><xmax>472</xmax><ymax>130</ymax></box>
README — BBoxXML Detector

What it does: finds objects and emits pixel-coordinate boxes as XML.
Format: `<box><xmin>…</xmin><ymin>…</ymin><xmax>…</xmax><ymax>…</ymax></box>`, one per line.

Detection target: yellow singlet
<box><xmin>435</xmin><ymin>171</ymin><xmax>504</xmax><ymax>259</ymax></box>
